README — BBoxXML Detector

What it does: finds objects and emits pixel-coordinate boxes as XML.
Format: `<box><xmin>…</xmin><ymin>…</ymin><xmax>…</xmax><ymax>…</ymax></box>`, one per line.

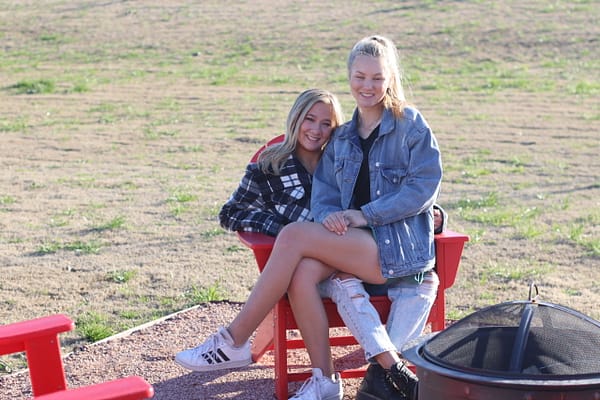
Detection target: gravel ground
<box><xmin>0</xmin><ymin>302</ymin><xmax>366</xmax><ymax>399</ymax></box>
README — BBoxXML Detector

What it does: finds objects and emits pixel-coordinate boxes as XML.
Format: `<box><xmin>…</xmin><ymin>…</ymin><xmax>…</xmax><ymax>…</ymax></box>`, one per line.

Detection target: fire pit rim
<box><xmin>403</xmin><ymin>332</ymin><xmax>600</xmax><ymax>389</ymax></box>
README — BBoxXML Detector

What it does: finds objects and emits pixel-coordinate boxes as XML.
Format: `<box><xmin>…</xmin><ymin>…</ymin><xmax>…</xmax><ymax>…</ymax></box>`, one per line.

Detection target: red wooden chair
<box><xmin>0</xmin><ymin>314</ymin><xmax>154</xmax><ymax>399</ymax></box>
<box><xmin>236</xmin><ymin>135</ymin><xmax>469</xmax><ymax>399</ymax></box>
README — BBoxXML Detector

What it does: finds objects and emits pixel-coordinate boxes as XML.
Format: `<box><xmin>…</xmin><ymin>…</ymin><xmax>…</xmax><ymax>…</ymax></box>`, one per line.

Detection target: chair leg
<box><xmin>430</xmin><ymin>292</ymin><xmax>446</xmax><ymax>332</ymax></box>
<box><xmin>26</xmin><ymin>334</ymin><xmax>68</xmax><ymax>396</ymax></box>
<box><xmin>274</xmin><ymin>302</ymin><xmax>290</xmax><ymax>400</ymax></box>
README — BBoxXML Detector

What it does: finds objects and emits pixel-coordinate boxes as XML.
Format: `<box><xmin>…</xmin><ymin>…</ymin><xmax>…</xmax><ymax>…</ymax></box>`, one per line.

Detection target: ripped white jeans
<box><xmin>318</xmin><ymin>270</ymin><xmax>439</xmax><ymax>361</ymax></box>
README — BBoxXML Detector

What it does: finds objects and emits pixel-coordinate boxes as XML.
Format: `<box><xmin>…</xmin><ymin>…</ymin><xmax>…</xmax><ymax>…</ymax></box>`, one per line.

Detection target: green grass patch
<box><xmin>567</xmin><ymin>216</ymin><xmax>600</xmax><ymax>257</ymax></box>
<box><xmin>94</xmin><ymin>216</ymin><xmax>126</xmax><ymax>231</ymax></box>
<box><xmin>0</xmin><ymin>117</ymin><xmax>27</xmax><ymax>132</ymax></box>
<box><xmin>201</xmin><ymin>227</ymin><xmax>226</xmax><ymax>239</ymax></box>
<box><xmin>36</xmin><ymin>240</ymin><xmax>103</xmax><ymax>255</ymax></box>
<box><xmin>76</xmin><ymin>312</ymin><xmax>116</xmax><ymax>342</ymax></box>
<box><xmin>0</xmin><ymin>196</ymin><xmax>16</xmax><ymax>205</ymax></box>
<box><xmin>184</xmin><ymin>283</ymin><xmax>225</xmax><ymax>307</ymax></box>
<box><xmin>107</xmin><ymin>269</ymin><xmax>138</xmax><ymax>284</ymax></box>
<box><xmin>479</xmin><ymin>259</ymin><xmax>555</xmax><ymax>284</ymax></box>
<box><xmin>9</xmin><ymin>79</ymin><xmax>55</xmax><ymax>94</ymax></box>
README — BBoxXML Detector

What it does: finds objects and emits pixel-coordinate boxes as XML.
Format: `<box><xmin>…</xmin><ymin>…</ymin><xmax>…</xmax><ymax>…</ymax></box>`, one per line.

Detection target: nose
<box><xmin>308</xmin><ymin>120</ymin><xmax>323</xmax><ymax>135</ymax></box>
<box><xmin>363</xmin><ymin>78</ymin><xmax>374</xmax><ymax>89</ymax></box>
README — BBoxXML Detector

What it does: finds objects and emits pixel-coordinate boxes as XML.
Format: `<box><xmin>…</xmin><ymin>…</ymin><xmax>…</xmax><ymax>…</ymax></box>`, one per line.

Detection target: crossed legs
<box><xmin>227</xmin><ymin>221</ymin><xmax>385</xmax><ymax>347</ymax></box>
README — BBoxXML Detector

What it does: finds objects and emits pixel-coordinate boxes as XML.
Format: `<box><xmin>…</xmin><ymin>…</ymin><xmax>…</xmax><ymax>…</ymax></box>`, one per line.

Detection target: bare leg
<box><xmin>287</xmin><ymin>258</ymin><xmax>336</xmax><ymax>376</ymax></box>
<box><xmin>228</xmin><ymin>221</ymin><xmax>384</xmax><ymax>346</ymax></box>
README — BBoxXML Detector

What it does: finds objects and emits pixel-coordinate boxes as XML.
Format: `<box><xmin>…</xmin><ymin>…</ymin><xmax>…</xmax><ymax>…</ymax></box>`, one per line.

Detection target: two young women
<box><xmin>176</xmin><ymin>35</ymin><xmax>443</xmax><ymax>400</ymax></box>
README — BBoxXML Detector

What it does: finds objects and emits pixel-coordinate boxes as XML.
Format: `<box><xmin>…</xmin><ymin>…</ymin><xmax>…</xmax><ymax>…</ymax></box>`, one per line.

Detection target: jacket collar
<box><xmin>343</xmin><ymin>107</ymin><xmax>394</xmax><ymax>139</ymax></box>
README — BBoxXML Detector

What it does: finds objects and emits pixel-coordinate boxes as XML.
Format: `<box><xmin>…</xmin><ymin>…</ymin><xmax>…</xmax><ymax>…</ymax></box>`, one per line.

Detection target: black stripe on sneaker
<box><xmin>216</xmin><ymin>349</ymin><xmax>230</xmax><ymax>362</ymax></box>
<box><xmin>202</xmin><ymin>349</ymin><xmax>230</xmax><ymax>365</ymax></box>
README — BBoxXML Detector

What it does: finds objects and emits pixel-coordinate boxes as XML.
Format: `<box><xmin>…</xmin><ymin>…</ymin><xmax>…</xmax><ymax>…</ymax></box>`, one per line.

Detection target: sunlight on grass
<box><xmin>76</xmin><ymin>312</ymin><xmax>116</xmax><ymax>342</ymax></box>
<box><xmin>479</xmin><ymin>259</ymin><xmax>555</xmax><ymax>284</ymax></box>
<box><xmin>36</xmin><ymin>240</ymin><xmax>103</xmax><ymax>255</ymax></box>
<box><xmin>184</xmin><ymin>283</ymin><xmax>225</xmax><ymax>307</ymax></box>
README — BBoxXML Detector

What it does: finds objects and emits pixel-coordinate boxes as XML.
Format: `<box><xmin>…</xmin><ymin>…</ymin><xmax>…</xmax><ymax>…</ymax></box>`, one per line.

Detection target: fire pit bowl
<box><xmin>403</xmin><ymin>287</ymin><xmax>600</xmax><ymax>399</ymax></box>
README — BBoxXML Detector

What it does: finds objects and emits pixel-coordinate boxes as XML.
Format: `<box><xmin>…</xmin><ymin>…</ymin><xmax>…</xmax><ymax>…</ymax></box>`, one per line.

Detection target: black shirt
<box><xmin>353</xmin><ymin>125</ymin><xmax>380</xmax><ymax>208</ymax></box>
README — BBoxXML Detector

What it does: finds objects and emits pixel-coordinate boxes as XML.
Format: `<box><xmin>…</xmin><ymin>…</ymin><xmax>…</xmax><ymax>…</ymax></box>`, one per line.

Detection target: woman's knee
<box><xmin>288</xmin><ymin>258</ymin><xmax>326</xmax><ymax>295</ymax></box>
<box><xmin>278</xmin><ymin>221</ymin><xmax>326</xmax><ymax>247</ymax></box>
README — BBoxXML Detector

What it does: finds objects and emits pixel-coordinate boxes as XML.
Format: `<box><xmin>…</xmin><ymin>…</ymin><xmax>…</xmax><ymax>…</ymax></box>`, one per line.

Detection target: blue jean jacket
<box><xmin>312</xmin><ymin>106</ymin><xmax>442</xmax><ymax>278</ymax></box>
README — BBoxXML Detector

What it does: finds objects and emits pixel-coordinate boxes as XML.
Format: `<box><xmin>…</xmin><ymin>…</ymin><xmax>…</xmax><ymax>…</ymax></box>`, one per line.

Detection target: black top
<box><xmin>353</xmin><ymin>125</ymin><xmax>380</xmax><ymax>208</ymax></box>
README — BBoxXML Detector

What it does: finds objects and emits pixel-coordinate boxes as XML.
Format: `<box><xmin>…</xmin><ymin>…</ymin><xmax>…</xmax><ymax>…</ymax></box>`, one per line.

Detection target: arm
<box><xmin>219</xmin><ymin>163</ymin><xmax>287</xmax><ymax>237</ymax></box>
<box><xmin>362</xmin><ymin>110</ymin><xmax>443</xmax><ymax>226</ymax></box>
<box><xmin>311</xmin><ymin>139</ymin><xmax>344</xmax><ymax>223</ymax></box>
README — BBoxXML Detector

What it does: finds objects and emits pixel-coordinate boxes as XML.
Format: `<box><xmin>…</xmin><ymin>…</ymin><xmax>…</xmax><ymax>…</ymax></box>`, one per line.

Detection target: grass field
<box><xmin>1</xmin><ymin>0</ymin><xmax>598</xmax><ymax>373</ymax></box>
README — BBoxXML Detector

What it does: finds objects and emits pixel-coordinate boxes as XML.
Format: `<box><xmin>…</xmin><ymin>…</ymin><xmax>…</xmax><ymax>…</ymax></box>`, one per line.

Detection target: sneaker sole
<box><xmin>174</xmin><ymin>356</ymin><xmax>252</xmax><ymax>372</ymax></box>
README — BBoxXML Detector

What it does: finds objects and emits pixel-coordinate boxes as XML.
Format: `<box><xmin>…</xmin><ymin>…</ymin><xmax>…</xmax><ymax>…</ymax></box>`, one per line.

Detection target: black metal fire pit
<box><xmin>403</xmin><ymin>285</ymin><xmax>600</xmax><ymax>399</ymax></box>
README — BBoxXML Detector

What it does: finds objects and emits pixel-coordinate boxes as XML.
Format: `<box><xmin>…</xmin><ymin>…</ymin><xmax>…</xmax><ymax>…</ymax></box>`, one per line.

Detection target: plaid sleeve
<box><xmin>219</xmin><ymin>163</ymin><xmax>286</xmax><ymax>237</ymax></box>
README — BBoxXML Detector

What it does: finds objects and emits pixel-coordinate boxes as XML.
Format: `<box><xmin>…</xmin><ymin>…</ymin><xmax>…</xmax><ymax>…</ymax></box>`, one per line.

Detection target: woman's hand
<box><xmin>322</xmin><ymin>211</ymin><xmax>348</xmax><ymax>235</ymax></box>
<box><xmin>322</xmin><ymin>209</ymin><xmax>368</xmax><ymax>235</ymax></box>
<box><xmin>343</xmin><ymin>209</ymin><xmax>368</xmax><ymax>228</ymax></box>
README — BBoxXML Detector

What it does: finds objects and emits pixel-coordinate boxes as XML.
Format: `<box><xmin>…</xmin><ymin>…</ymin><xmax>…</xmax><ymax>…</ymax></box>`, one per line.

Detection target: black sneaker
<box><xmin>356</xmin><ymin>362</ymin><xmax>418</xmax><ymax>400</ymax></box>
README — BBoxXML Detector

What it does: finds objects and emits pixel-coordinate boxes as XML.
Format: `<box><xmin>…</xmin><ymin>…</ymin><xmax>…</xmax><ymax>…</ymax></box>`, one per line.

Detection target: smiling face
<box><xmin>295</xmin><ymin>101</ymin><xmax>334</xmax><ymax>155</ymax></box>
<box><xmin>349</xmin><ymin>54</ymin><xmax>390</xmax><ymax>111</ymax></box>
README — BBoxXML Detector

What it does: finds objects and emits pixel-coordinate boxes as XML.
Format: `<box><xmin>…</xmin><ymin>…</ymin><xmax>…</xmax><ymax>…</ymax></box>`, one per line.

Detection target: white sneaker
<box><xmin>290</xmin><ymin>368</ymin><xmax>343</xmax><ymax>400</ymax></box>
<box><xmin>174</xmin><ymin>326</ymin><xmax>252</xmax><ymax>371</ymax></box>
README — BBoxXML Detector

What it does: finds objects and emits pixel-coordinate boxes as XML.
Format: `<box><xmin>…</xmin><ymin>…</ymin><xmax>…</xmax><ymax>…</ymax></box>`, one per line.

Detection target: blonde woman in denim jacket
<box><xmin>175</xmin><ymin>36</ymin><xmax>441</xmax><ymax>400</ymax></box>
<box><xmin>300</xmin><ymin>35</ymin><xmax>442</xmax><ymax>400</ymax></box>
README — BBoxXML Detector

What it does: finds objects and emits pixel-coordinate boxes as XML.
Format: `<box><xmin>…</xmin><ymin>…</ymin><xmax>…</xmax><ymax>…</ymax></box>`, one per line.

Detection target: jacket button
<box><xmin>388</xmin><ymin>270</ymin><xmax>395</xmax><ymax>275</ymax></box>
<box><xmin>376</xmin><ymin>190</ymin><xmax>381</xmax><ymax>196</ymax></box>
<box><xmin>385</xmin><ymin>239</ymin><xmax>390</xmax><ymax>244</ymax></box>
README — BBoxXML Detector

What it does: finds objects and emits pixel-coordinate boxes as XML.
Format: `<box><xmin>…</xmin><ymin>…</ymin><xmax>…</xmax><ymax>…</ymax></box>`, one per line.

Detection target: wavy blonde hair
<box><xmin>258</xmin><ymin>88</ymin><xmax>344</xmax><ymax>175</ymax></box>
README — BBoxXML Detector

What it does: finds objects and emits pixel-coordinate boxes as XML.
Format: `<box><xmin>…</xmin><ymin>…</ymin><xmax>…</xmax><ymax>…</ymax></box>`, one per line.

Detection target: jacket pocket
<box><xmin>380</xmin><ymin>167</ymin><xmax>407</xmax><ymax>187</ymax></box>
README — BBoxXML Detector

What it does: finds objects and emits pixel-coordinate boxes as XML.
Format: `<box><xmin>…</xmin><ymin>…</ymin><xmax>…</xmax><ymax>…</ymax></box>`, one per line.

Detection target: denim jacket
<box><xmin>312</xmin><ymin>106</ymin><xmax>442</xmax><ymax>278</ymax></box>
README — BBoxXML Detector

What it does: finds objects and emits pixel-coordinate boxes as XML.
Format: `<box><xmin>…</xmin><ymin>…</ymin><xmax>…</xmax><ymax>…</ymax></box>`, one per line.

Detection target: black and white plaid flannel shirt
<box><xmin>219</xmin><ymin>155</ymin><xmax>313</xmax><ymax>237</ymax></box>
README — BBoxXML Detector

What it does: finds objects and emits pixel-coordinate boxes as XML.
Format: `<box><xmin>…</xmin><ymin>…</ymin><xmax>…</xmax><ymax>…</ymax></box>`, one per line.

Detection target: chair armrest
<box><xmin>0</xmin><ymin>314</ymin><xmax>74</xmax><ymax>355</ymax></box>
<box><xmin>238</xmin><ymin>230</ymin><xmax>470</xmax><ymax>280</ymax></box>
<box><xmin>0</xmin><ymin>314</ymin><xmax>74</xmax><ymax>396</ymax></box>
<box><xmin>434</xmin><ymin>229</ymin><xmax>469</xmax><ymax>289</ymax></box>
<box><xmin>33</xmin><ymin>376</ymin><xmax>154</xmax><ymax>400</ymax></box>
<box><xmin>236</xmin><ymin>231</ymin><xmax>275</xmax><ymax>271</ymax></box>
<box><xmin>236</xmin><ymin>231</ymin><xmax>275</xmax><ymax>250</ymax></box>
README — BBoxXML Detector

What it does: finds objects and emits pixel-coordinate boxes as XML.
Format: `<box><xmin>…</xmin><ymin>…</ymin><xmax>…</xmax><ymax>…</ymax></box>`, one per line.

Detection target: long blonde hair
<box><xmin>347</xmin><ymin>35</ymin><xmax>407</xmax><ymax>118</ymax></box>
<box><xmin>258</xmin><ymin>88</ymin><xmax>344</xmax><ymax>175</ymax></box>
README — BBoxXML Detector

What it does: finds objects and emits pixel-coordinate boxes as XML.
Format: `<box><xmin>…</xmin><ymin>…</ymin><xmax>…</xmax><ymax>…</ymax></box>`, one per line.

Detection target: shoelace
<box><xmin>294</xmin><ymin>376</ymin><xmax>321</xmax><ymax>398</ymax></box>
<box><xmin>192</xmin><ymin>332</ymin><xmax>220</xmax><ymax>361</ymax></box>
<box><xmin>387</xmin><ymin>363</ymin><xmax>417</xmax><ymax>399</ymax></box>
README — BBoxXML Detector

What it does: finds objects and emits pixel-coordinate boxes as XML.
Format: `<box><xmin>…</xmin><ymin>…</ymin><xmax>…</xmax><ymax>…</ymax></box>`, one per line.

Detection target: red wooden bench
<box><xmin>236</xmin><ymin>135</ymin><xmax>469</xmax><ymax>399</ymax></box>
<box><xmin>0</xmin><ymin>314</ymin><xmax>154</xmax><ymax>399</ymax></box>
